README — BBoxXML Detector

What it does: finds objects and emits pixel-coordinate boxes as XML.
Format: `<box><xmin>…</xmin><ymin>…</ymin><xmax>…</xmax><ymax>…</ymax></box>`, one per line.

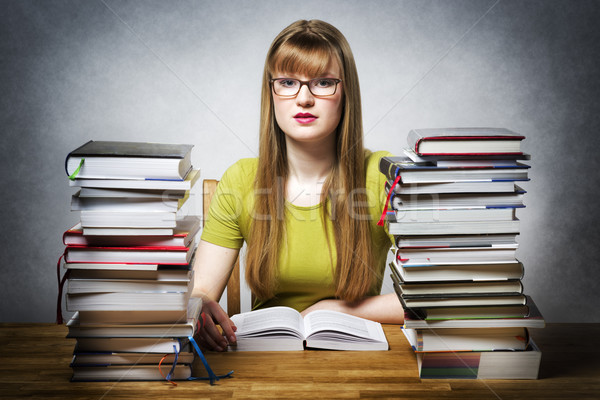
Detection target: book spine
<box><xmin>65</xmin><ymin>140</ymin><xmax>93</xmax><ymax>176</ymax></box>
<box><xmin>378</xmin><ymin>157</ymin><xmax>398</xmax><ymax>181</ymax></box>
<box><xmin>407</xmin><ymin>130</ymin><xmax>422</xmax><ymax>155</ymax></box>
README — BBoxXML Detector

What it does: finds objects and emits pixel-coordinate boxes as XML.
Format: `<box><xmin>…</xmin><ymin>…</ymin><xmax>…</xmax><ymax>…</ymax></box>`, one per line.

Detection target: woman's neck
<box><xmin>284</xmin><ymin>135</ymin><xmax>336</xmax><ymax>207</ymax></box>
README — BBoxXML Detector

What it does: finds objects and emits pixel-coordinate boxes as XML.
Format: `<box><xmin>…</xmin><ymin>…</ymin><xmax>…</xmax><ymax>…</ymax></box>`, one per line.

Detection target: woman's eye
<box><xmin>278</xmin><ymin>79</ymin><xmax>297</xmax><ymax>88</ymax></box>
<box><xmin>315</xmin><ymin>79</ymin><xmax>334</xmax><ymax>87</ymax></box>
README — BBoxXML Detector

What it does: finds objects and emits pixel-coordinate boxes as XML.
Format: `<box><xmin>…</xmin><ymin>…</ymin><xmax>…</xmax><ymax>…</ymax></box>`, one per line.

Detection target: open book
<box><xmin>229</xmin><ymin>307</ymin><xmax>388</xmax><ymax>351</ymax></box>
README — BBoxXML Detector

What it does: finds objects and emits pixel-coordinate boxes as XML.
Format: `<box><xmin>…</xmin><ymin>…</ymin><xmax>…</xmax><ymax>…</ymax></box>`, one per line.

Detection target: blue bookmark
<box><xmin>187</xmin><ymin>336</ymin><xmax>234</xmax><ymax>385</ymax></box>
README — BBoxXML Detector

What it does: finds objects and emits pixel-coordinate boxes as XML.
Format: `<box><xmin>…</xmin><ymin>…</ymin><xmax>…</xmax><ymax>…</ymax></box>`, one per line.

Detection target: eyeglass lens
<box><xmin>272</xmin><ymin>78</ymin><xmax>339</xmax><ymax>96</ymax></box>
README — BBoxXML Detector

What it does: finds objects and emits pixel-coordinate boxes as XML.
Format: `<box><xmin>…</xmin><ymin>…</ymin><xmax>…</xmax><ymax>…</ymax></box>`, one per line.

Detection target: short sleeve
<box><xmin>200</xmin><ymin>159</ymin><xmax>257</xmax><ymax>249</ymax></box>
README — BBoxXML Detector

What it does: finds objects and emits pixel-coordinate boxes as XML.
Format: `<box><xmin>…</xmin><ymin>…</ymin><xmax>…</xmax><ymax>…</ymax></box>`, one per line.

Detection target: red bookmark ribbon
<box><xmin>377</xmin><ymin>174</ymin><xmax>401</xmax><ymax>227</ymax></box>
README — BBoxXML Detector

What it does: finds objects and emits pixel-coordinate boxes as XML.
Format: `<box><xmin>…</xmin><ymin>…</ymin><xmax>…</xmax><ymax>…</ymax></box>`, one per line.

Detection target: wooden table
<box><xmin>1</xmin><ymin>323</ymin><xmax>599</xmax><ymax>399</ymax></box>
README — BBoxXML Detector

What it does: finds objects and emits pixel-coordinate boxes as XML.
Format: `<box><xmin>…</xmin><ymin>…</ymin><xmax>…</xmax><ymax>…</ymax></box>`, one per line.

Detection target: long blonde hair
<box><xmin>246</xmin><ymin>20</ymin><xmax>374</xmax><ymax>302</ymax></box>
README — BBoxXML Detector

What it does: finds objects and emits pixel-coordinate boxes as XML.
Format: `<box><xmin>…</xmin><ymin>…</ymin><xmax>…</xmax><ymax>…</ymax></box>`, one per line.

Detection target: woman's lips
<box><xmin>294</xmin><ymin>113</ymin><xmax>317</xmax><ymax>124</ymax></box>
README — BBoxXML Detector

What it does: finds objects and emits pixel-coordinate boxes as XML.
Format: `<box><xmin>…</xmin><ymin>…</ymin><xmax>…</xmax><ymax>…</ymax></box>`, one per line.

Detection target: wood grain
<box><xmin>1</xmin><ymin>323</ymin><xmax>598</xmax><ymax>399</ymax></box>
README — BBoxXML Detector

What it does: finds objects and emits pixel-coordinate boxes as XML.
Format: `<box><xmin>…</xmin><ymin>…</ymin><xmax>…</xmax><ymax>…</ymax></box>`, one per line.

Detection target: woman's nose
<box><xmin>295</xmin><ymin>83</ymin><xmax>315</xmax><ymax>107</ymax></box>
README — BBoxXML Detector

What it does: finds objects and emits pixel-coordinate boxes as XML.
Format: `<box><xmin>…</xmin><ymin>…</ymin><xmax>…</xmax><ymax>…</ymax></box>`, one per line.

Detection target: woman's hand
<box><xmin>195</xmin><ymin>298</ymin><xmax>237</xmax><ymax>352</ymax></box>
<box><xmin>191</xmin><ymin>240</ymin><xmax>241</xmax><ymax>351</ymax></box>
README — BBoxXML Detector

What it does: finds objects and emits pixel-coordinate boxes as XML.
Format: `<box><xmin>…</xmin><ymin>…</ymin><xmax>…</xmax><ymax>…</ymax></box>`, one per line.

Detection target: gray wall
<box><xmin>2</xmin><ymin>0</ymin><xmax>599</xmax><ymax>323</ymax></box>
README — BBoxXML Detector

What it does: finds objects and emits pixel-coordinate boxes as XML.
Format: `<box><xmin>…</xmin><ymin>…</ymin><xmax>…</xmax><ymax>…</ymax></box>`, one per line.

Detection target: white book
<box><xmin>402</xmin><ymin>326</ymin><xmax>529</xmax><ymax>352</ymax></box>
<box><xmin>70</xmin><ymin>169</ymin><xmax>200</xmax><ymax>190</ymax></box>
<box><xmin>396</xmin><ymin>246</ymin><xmax>518</xmax><ymax>265</ymax></box>
<box><xmin>387</xmin><ymin>218</ymin><xmax>520</xmax><ymax>235</ymax></box>
<box><xmin>78</xmin><ymin>187</ymin><xmax>187</xmax><ymax>198</ymax></box>
<box><xmin>66</xmin><ymin>291</ymin><xmax>190</xmax><ymax>312</ymax></box>
<box><xmin>389</xmin><ymin>190</ymin><xmax>525</xmax><ymax>210</ymax></box>
<box><xmin>229</xmin><ymin>307</ymin><xmax>388</xmax><ymax>351</ymax></box>
<box><xmin>70</xmin><ymin>364</ymin><xmax>192</xmax><ymax>381</ymax></box>
<box><xmin>389</xmin><ymin>180</ymin><xmax>517</xmax><ymax>194</ymax></box>
<box><xmin>391</xmin><ymin>259</ymin><xmax>524</xmax><ymax>282</ymax></box>
<box><xmin>77</xmin><ymin>309</ymin><xmax>188</xmax><ymax>325</ymax></box>
<box><xmin>64</xmin><ymin>262</ymin><xmax>159</xmax><ymax>271</ymax></box>
<box><xmin>402</xmin><ymin>294</ymin><xmax>527</xmax><ymax>308</ymax></box>
<box><xmin>67</xmin><ymin>279</ymin><xmax>190</xmax><ymax>294</ymax></box>
<box><xmin>71</xmin><ymin>192</ymin><xmax>190</xmax><ymax>212</ymax></box>
<box><xmin>74</xmin><ymin>337</ymin><xmax>187</xmax><ymax>353</ymax></box>
<box><xmin>64</xmin><ymin>216</ymin><xmax>200</xmax><ymax>245</ymax></box>
<box><xmin>395</xmin><ymin>280</ymin><xmax>523</xmax><ymax>296</ymax></box>
<box><xmin>67</xmin><ymin>298</ymin><xmax>202</xmax><ymax>338</ymax></box>
<box><xmin>79</xmin><ymin>210</ymin><xmax>186</xmax><ymax>228</ymax></box>
<box><xmin>392</xmin><ymin>208</ymin><xmax>516</xmax><ymax>222</ymax></box>
<box><xmin>66</xmin><ymin>267</ymin><xmax>191</xmax><ymax>281</ymax></box>
<box><xmin>71</xmin><ymin>346</ymin><xmax>194</xmax><ymax>365</ymax></box>
<box><xmin>416</xmin><ymin>342</ymin><xmax>541</xmax><ymax>379</ymax></box>
<box><xmin>82</xmin><ymin>227</ymin><xmax>175</xmax><ymax>236</ymax></box>
<box><xmin>395</xmin><ymin>234</ymin><xmax>518</xmax><ymax>248</ymax></box>
<box><xmin>399</xmin><ymin>168</ymin><xmax>529</xmax><ymax>184</ymax></box>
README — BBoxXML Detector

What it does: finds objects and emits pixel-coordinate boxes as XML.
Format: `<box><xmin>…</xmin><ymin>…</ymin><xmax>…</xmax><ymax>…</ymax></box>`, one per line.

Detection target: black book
<box><xmin>378</xmin><ymin>156</ymin><xmax>529</xmax><ymax>184</ymax></box>
<box><xmin>65</xmin><ymin>140</ymin><xmax>194</xmax><ymax>180</ymax></box>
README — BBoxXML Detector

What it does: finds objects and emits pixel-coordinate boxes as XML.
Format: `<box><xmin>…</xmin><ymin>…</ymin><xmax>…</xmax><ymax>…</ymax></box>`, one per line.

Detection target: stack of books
<box><xmin>60</xmin><ymin>140</ymin><xmax>203</xmax><ymax>382</ymax></box>
<box><xmin>380</xmin><ymin>128</ymin><xmax>545</xmax><ymax>379</ymax></box>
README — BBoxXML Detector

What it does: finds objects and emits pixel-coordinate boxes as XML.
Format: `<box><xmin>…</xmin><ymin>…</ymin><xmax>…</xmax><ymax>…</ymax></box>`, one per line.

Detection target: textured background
<box><xmin>1</xmin><ymin>0</ymin><xmax>599</xmax><ymax>322</ymax></box>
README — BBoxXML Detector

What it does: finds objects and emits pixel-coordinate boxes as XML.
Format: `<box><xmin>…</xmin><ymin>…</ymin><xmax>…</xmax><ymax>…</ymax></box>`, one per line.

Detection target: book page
<box><xmin>231</xmin><ymin>306</ymin><xmax>305</xmax><ymax>337</ymax></box>
<box><xmin>303</xmin><ymin>310</ymin><xmax>386</xmax><ymax>342</ymax></box>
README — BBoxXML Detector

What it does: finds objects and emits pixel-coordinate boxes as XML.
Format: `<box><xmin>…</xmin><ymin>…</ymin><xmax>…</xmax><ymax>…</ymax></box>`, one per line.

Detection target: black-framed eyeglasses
<box><xmin>270</xmin><ymin>77</ymin><xmax>342</xmax><ymax>97</ymax></box>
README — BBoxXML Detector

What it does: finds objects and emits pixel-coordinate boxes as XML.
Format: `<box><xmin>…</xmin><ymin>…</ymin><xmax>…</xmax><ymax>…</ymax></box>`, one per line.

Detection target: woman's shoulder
<box><xmin>221</xmin><ymin>157</ymin><xmax>259</xmax><ymax>182</ymax></box>
<box><xmin>364</xmin><ymin>150</ymin><xmax>392</xmax><ymax>176</ymax></box>
<box><xmin>364</xmin><ymin>149</ymin><xmax>392</xmax><ymax>161</ymax></box>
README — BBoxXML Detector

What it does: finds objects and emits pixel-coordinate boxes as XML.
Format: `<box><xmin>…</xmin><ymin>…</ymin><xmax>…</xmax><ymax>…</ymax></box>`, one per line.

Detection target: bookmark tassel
<box><xmin>68</xmin><ymin>158</ymin><xmax>84</xmax><ymax>181</ymax></box>
<box><xmin>187</xmin><ymin>336</ymin><xmax>234</xmax><ymax>385</ymax></box>
<box><xmin>56</xmin><ymin>253</ymin><xmax>70</xmax><ymax>324</ymax></box>
<box><xmin>158</xmin><ymin>345</ymin><xmax>180</xmax><ymax>386</ymax></box>
<box><xmin>377</xmin><ymin>174</ymin><xmax>401</xmax><ymax>227</ymax></box>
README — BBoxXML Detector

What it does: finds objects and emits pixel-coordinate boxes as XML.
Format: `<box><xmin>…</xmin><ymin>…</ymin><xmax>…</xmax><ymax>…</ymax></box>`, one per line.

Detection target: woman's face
<box><xmin>272</xmin><ymin>58</ymin><xmax>343</xmax><ymax>146</ymax></box>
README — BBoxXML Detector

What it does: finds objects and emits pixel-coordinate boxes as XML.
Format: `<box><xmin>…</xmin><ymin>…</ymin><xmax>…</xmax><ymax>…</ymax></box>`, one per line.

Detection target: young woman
<box><xmin>192</xmin><ymin>20</ymin><xmax>403</xmax><ymax>352</ymax></box>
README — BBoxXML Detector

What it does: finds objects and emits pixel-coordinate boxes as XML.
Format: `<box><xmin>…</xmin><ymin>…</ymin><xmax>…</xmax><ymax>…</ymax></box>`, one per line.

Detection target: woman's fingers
<box><xmin>205</xmin><ymin>301</ymin><xmax>237</xmax><ymax>345</ymax></box>
<box><xmin>202</xmin><ymin>315</ymin><xmax>228</xmax><ymax>351</ymax></box>
<box><xmin>195</xmin><ymin>299</ymin><xmax>237</xmax><ymax>351</ymax></box>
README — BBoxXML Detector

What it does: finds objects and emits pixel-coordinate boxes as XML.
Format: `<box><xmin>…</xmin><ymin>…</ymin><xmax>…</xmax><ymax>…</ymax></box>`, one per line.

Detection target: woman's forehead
<box><xmin>272</xmin><ymin>56</ymin><xmax>341</xmax><ymax>78</ymax></box>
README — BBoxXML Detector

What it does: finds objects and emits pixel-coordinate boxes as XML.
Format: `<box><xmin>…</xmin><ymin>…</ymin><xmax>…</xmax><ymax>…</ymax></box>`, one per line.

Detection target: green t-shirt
<box><xmin>201</xmin><ymin>150</ymin><xmax>393</xmax><ymax>312</ymax></box>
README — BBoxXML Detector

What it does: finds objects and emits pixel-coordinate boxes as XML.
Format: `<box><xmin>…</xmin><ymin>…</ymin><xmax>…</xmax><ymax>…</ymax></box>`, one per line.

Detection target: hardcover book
<box><xmin>414</xmin><ymin>340</ymin><xmax>541</xmax><ymax>379</ymax></box>
<box><xmin>64</xmin><ymin>242</ymin><xmax>195</xmax><ymax>265</ymax></box>
<box><xmin>63</xmin><ymin>216</ymin><xmax>200</xmax><ymax>247</ymax></box>
<box><xmin>386</xmin><ymin>184</ymin><xmax>526</xmax><ymax>208</ymax></box>
<box><xmin>379</xmin><ymin>156</ymin><xmax>529</xmax><ymax>184</ymax></box>
<box><xmin>66</xmin><ymin>291</ymin><xmax>191</xmax><ymax>312</ymax></box>
<box><xmin>390</xmin><ymin>259</ymin><xmax>525</xmax><ymax>282</ymax></box>
<box><xmin>69</xmin><ymin>169</ymin><xmax>200</xmax><ymax>191</ymax></box>
<box><xmin>70</xmin><ymin>344</ymin><xmax>194</xmax><ymax>366</ymax></box>
<box><xmin>386</xmin><ymin>218</ymin><xmax>521</xmax><ymax>235</ymax></box>
<box><xmin>393</xmin><ymin>233</ymin><xmax>518</xmax><ymax>249</ymax></box>
<box><xmin>70</xmin><ymin>364</ymin><xmax>192</xmax><ymax>382</ymax></box>
<box><xmin>407</xmin><ymin>128</ymin><xmax>525</xmax><ymax>156</ymax></box>
<box><xmin>402</xmin><ymin>326</ymin><xmax>529</xmax><ymax>352</ymax></box>
<box><xmin>65</xmin><ymin>140</ymin><xmax>194</xmax><ymax>180</ymax></box>
<box><xmin>402</xmin><ymin>296</ymin><xmax>545</xmax><ymax>329</ymax></box>
<box><xmin>66</xmin><ymin>298</ymin><xmax>202</xmax><ymax>338</ymax></box>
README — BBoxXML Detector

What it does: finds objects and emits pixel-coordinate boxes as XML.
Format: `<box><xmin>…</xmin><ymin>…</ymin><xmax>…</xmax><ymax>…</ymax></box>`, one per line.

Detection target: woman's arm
<box><xmin>192</xmin><ymin>239</ymin><xmax>240</xmax><ymax>351</ymax></box>
<box><xmin>300</xmin><ymin>293</ymin><xmax>404</xmax><ymax>324</ymax></box>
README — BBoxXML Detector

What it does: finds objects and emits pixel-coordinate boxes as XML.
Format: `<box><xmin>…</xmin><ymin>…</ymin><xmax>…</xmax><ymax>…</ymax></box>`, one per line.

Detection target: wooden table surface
<box><xmin>1</xmin><ymin>323</ymin><xmax>599</xmax><ymax>399</ymax></box>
